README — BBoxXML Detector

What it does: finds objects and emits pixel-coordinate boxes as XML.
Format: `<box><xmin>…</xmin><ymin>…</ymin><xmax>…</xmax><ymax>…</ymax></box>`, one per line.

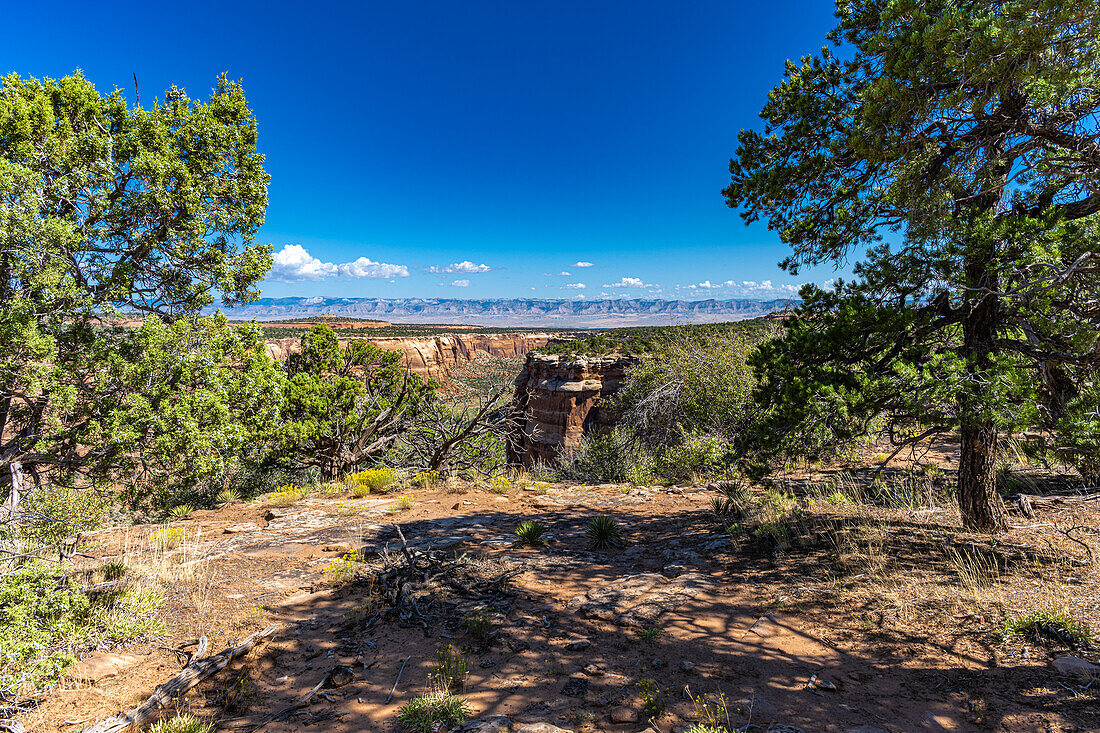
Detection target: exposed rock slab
<box><xmin>576</xmin><ymin>572</ymin><xmax>713</xmax><ymax>627</ymax></box>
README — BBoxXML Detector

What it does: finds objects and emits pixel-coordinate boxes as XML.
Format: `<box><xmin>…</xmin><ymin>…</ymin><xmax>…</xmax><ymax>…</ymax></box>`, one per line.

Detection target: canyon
<box><xmin>264</xmin><ymin>332</ymin><xmax>555</xmax><ymax>381</ymax></box>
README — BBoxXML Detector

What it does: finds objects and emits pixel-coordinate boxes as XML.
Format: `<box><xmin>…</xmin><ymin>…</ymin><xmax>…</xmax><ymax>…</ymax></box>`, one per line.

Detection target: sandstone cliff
<box><xmin>506</xmin><ymin>353</ymin><xmax>638</xmax><ymax>467</ymax></box>
<box><xmin>265</xmin><ymin>333</ymin><xmax>553</xmax><ymax>381</ymax></box>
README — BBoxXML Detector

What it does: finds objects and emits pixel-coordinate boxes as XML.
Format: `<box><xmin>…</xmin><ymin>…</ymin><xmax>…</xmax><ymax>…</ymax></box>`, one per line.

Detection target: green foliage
<box><xmin>431</xmin><ymin>644</ymin><xmax>468</xmax><ymax>693</ymax></box>
<box><xmin>636</xmin><ymin>627</ymin><xmax>662</xmax><ymax>643</ymax></box>
<box><xmin>514</xmin><ymin>520</ymin><xmax>547</xmax><ymax>547</ymax></box>
<box><xmin>15</xmin><ymin>484</ymin><xmax>110</xmax><ymax>547</ymax></box>
<box><xmin>150</xmin><ymin>527</ymin><xmax>187</xmax><ymax>551</ymax></box>
<box><xmin>543</xmin><ymin>321</ymin><xmax>779</xmax><ymax>357</ymax></box>
<box><xmin>167</xmin><ymin>504</ymin><xmax>194</xmax><ymax>520</ymax></box>
<box><xmin>1004</xmin><ymin>611</ymin><xmax>1094</xmax><ymax>649</ymax></box>
<box><xmin>555</xmin><ymin>427</ymin><xmax>653</xmax><ymax>484</ymax></box>
<box><xmin>412</xmin><ymin>470</ymin><xmax>441</xmax><ymax>488</ymax></box>
<box><xmin>586</xmin><ymin>516</ymin><xmax>624</xmax><ymax>550</ymax></box>
<box><xmin>654</xmin><ymin>431</ymin><xmax>737</xmax><ymax>482</ymax></box>
<box><xmin>273</xmin><ymin>325</ymin><xmax>434</xmax><ymax>478</ymax></box>
<box><xmin>0</xmin><ymin>71</ymin><xmax>273</xmax><ymax>494</ymax></box>
<box><xmin>0</xmin><ymin>564</ymin><xmax>164</xmax><ymax>693</ymax></box>
<box><xmin>486</xmin><ymin>476</ymin><xmax>512</xmax><ymax>494</ymax></box>
<box><xmin>268</xmin><ymin>484</ymin><xmax>310</xmax><ymax>507</ymax></box>
<box><xmin>388</xmin><ymin>494</ymin><xmax>414</xmax><ymax>512</ymax></box>
<box><xmin>397</xmin><ymin>692</ymin><xmax>470</xmax><ymax>733</ymax></box>
<box><xmin>639</xmin><ymin>678</ymin><xmax>666</xmax><ymax>719</ymax></box>
<box><xmin>146</xmin><ymin>714</ymin><xmax>213</xmax><ymax>733</ymax></box>
<box><xmin>723</xmin><ymin>0</ymin><xmax>1100</xmax><ymax>531</ymax></box>
<box><xmin>464</xmin><ymin>609</ymin><xmax>493</xmax><ymax>641</ymax></box>
<box><xmin>216</xmin><ymin>489</ymin><xmax>241</xmax><ymax>505</ymax></box>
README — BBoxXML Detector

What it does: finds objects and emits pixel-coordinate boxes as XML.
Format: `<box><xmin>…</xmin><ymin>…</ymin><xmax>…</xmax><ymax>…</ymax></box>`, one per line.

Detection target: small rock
<box><xmin>223</xmin><ymin>522</ymin><xmax>260</xmax><ymax>534</ymax></box>
<box><xmin>565</xmin><ymin>638</ymin><xmax>591</xmax><ymax>650</ymax></box>
<box><xmin>582</xmin><ymin>664</ymin><xmax>604</xmax><ymax>676</ymax></box>
<box><xmin>1053</xmin><ymin>655</ymin><xmax>1100</xmax><ymax>678</ymax></box>
<box><xmin>67</xmin><ymin>652</ymin><xmax>140</xmax><ymax>683</ymax></box>
<box><xmin>479</xmin><ymin>658</ymin><xmax>497</xmax><ymax>668</ymax></box>
<box><xmin>664</xmin><ymin>564</ymin><xmax>686</xmax><ymax>578</ymax></box>
<box><xmin>455</xmin><ymin>717</ymin><xmax>513</xmax><ymax>733</ymax></box>
<box><xmin>610</xmin><ymin>706</ymin><xmax>638</xmax><ymax>724</ymax></box>
<box><xmin>515</xmin><ymin>725</ymin><xmax>573</xmax><ymax>733</ymax></box>
<box><xmin>651</xmin><ymin>656</ymin><xmax>666</xmax><ymax>669</ymax></box>
<box><xmin>679</xmin><ymin>660</ymin><xmax>695</xmax><ymax>673</ymax></box>
<box><xmin>561</xmin><ymin>677</ymin><xmax>589</xmax><ymax>697</ymax></box>
<box><xmin>507</xmin><ymin>639</ymin><xmax>531</xmax><ymax>653</ymax></box>
<box><xmin>593</xmin><ymin>694</ymin><xmax>610</xmax><ymax>707</ymax></box>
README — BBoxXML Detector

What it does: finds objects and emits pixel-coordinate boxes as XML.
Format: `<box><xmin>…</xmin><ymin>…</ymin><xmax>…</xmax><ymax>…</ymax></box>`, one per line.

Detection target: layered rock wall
<box><xmin>506</xmin><ymin>353</ymin><xmax>638</xmax><ymax>467</ymax></box>
<box><xmin>265</xmin><ymin>333</ymin><xmax>553</xmax><ymax>381</ymax></box>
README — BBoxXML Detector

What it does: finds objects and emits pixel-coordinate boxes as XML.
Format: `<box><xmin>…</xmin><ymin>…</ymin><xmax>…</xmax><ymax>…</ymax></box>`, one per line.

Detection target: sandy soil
<box><xmin>29</xmin><ymin>471</ymin><xmax>1100</xmax><ymax>733</ymax></box>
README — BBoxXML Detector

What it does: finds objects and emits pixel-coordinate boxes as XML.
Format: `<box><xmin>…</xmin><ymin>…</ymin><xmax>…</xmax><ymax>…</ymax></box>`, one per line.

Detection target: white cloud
<box><xmin>558</xmin><ymin>271</ymin><xmax>572</xmax><ymax>276</ymax></box>
<box><xmin>677</xmin><ymin>278</ymin><xmax>807</xmax><ymax>298</ymax></box>
<box><xmin>450</xmin><ymin>279</ymin><xmax>471</xmax><ymax>287</ymax></box>
<box><xmin>270</xmin><ymin>244</ymin><xmax>338</xmax><ymax>281</ymax></box>
<box><xmin>563</xmin><ymin>282</ymin><xmax>586</xmax><ymax>289</ymax></box>
<box><xmin>428</xmin><ymin>261</ymin><xmax>492</xmax><ymax>274</ymax></box>
<box><xmin>338</xmin><ymin>257</ymin><xmax>410</xmax><ymax>279</ymax></box>
<box><xmin>603</xmin><ymin>276</ymin><xmax>657</xmax><ymax>289</ymax></box>
<box><xmin>573</xmin><ymin>261</ymin><xmax>595</xmax><ymax>268</ymax></box>
<box><xmin>269</xmin><ymin>244</ymin><xmax>409</xmax><ymax>282</ymax></box>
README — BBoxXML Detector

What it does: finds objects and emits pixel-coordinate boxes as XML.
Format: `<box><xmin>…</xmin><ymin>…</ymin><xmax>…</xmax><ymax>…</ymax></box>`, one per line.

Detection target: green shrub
<box><xmin>431</xmin><ymin>644</ymin><xmax>468</xmax><ymax>692</ymax></box>
<box><xmin>397</xmin><ymin>692</ymin><xmax>470</xmax><ymax>732</ymax></box>
<box><xmin>17</xmin><ymin>484</ymin><xmax>110</xmax><ymax>547</ymax></box>
<box><xmin>167</xmin><ymin>504</ymin><xmax>195</xmax><ymax>520</ymax></box>
<box><xmin>215</xmin><ymin>488</ymin><xmax>241</xmax><ymax>505</ymax></box>
<box><xmin>464</xmin><ymin>609</ymin><xmax>493</xmax><ymax>641</ymax></box>
<box><xmin>268</xmin><ymin>484</ymin><xmax>310</xmax><ymax>507</ymax></box>
<box><xmin>486</xmin><ymin>476</ymin><xmax>512</xmax><ymax>494</ymax></box>
<box><xmin>586</xmin><ymin>516</ymin><xmax>624</xmax><ymax>550</ymax></box>
<box><xmin>655</xmin><ymin>431</ymin><xmax>736</xmax><ymax>481</ymax></box>
<box><xmin>412</xmin><ymin>470</ymin><xmax>441</xmax><ymax>488</ymax></box>
<box><xmin>639</xmin><ymin>678</ymin><xmax>666</xmax><ymax>719</ymax></box>
<box><xmin>0</xmin><ymin>564</ymin><xmax>164</xmax><ymax>692</ymax></box>
<box><xmin>146</xmin><ymin>714</ymin><xmax>213</xmax><ymax>733</ymax></box>
<box><xmin>388</xmin><ymin>494</ymin><xmax>414</xmax><ymax>513</ymax></box>
<box><xmin>556</xmin><ymin>427</ymin><xmax>653</xmax><ymax>484</ymax></box>
<box><xmin>1004</xmin><ymin>610</ymin><xmax>1094</xmax><ymax>649</ymax></box>
<box><xmin>514</xmin><ymin>520</ymin><xmax>547</xmax><ymax>547</ymax></box>
<box><xmin>150</xmin><ymin>527</ymin><xmax>187</xmax><ymax>551</ymax></box>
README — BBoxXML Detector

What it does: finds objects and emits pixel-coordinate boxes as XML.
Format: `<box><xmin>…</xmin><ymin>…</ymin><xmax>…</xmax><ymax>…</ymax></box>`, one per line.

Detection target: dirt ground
<box><xmin>27</xmin><ymin>463</ymin><xmax>1100</xmax><ymax>733</ymax></box>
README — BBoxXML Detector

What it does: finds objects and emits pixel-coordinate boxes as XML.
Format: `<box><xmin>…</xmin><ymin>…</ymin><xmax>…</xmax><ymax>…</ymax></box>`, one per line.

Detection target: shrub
<box><xmin>0</xmin><ymin>564</ymin><xmax>164</xmax><ymax>693</ymax></box>
<box><xmin>324</xmin><ymin>553</ymin><xmax>362</xmax><ymax>585</ymax></box>
<box><xmin>17</xmin><ymin>484</ymin><xmax>111</xmax><ymax>547</ymax></box>
<box><xmin>514</xmin><ymin>520</ymin><xmax>547</xmax><ymax>547</ymax></box>
<box><xmin>486</xmin><ymin>476</ymin><xmax>512</xmax><ymax>494</ymax></box>
<box><xmin>388</xmin><ymin>494</ymin><xmax>414</xmax><ymax>513</ymax></box>
<box><xmin>150</xmin><ymin>527</ymin><xmax>187</xmax><ymax>551</ymax></box>
<box><xmin>146</xmin><ymin>714</ymin><xmax>213</xmax><ymax>733</ymax></box>
<box><xmin>637</xmin><ymin>627</ymin><xmax>662</xmax><ymax>643</ymax></box>
<box><xmin>350</xmin><ymin>467</ymin><xmax>398</xmax><ymax>494</ymax></box>
<box><xmin>268</xmin><ymin>484</ymin><xmax>310</xmax><ymax>507</ymax></box>
<box><xmin>555</xmin><ymin>427</ymin><xmax>653</xmax><ymax>484</ymax></box>
<box><xmin>1004</xmin><ymin>611</ymin><xmax>1094</xmax><ymax>649</ymax></box>
<box><xmin>397</xmin><ymin>692</ymin><xmax>470</xmax><ymax>732</ymax></box>
<box><xmin>412</xmin><ymin>470</ymin><xmax>441</xmax><ymax>488</ymax></box>
<box><xmin>586</xmin><ymin>516</ymin><xmax>624</xmax><ymax>550</ymax></box>
<box><xmin>431</xmin><ymin>644</ymin><xmax>468</xmax><ymax>692</ymax></box>
<box><xmin>464</xmin><ymin>609</ymin><xmax>493</xmax><ymax>641</ymax></box>
<box><xmin>639</xmin><ymin>678</ymin><xmax>666</xmax><ymax>719</ymax></box>
<box><xmin>215</xmin><ymin>488</ymin><xmax>241</xmax><ymax>505</ymax></box>
<box><xmin>655</xmin><ymin>431</ymin><xmax>736</xmax><ymax>481</ymax></box>
<box><xmin>168</xmin><ymin>504</ymin><xmax>195</xmax><ymax>520</ymax></box>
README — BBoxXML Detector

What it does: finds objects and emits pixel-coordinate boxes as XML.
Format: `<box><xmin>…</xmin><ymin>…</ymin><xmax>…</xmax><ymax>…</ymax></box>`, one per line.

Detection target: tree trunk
<box><xmin>957</xmin><ymin>420</ymin><xmax>1006</xmax><ymax>532</ymax></box>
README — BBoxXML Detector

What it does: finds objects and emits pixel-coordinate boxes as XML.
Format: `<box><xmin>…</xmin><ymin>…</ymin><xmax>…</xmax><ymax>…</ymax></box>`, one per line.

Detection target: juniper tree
<box><xmin>0</xmin><ymin>71</ymin><xmax>273</xmax><ymax>488</ymax></box>
<box><xmin>724</xmin><ymin>1</ymin><xmax>1100</xmax><ymax>531</ymax></box>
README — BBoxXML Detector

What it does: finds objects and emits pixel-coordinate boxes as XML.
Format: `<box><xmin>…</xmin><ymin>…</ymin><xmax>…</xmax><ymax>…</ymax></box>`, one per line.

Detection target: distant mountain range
<box><xmin>213</xmin><ymin>297</ymin><xmax>797</xmax><ymax>327</ymax></box>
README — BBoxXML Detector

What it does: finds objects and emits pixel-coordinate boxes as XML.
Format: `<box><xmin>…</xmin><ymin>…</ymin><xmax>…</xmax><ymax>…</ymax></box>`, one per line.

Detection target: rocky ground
<box><xmin>28</xmin><ymin>475</ymin><xmax>1100</xmax><ymax>733</ymax></box>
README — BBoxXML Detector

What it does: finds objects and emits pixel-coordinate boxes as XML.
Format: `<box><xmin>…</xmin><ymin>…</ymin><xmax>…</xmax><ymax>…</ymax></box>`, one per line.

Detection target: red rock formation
<box><xmin>506</xmin><ymin>353</ymin><xmax>638</xmax><ymax>467</ymax></box>
<box><xmin>264</xmin><ymin>333</ymin><xmax>554</xmax><ymax>381</ymax></box>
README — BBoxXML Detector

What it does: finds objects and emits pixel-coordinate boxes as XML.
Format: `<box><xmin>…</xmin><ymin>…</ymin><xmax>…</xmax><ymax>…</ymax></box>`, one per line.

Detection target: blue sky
<box><xmin>5</xmin><ymin>1</ymin><xmax>847</xmax><ymax>301</ymax></box>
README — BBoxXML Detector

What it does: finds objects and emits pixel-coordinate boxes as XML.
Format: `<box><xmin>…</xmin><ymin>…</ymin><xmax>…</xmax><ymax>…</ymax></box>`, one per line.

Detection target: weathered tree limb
<box><xmin>80</xmin><ymin>625</ymin><xmax>277</xmax><ymax>733</ymax></box>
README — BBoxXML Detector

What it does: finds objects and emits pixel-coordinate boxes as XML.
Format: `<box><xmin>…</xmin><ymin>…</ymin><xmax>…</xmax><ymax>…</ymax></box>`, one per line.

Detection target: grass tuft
<box><xmin>397</xmin><ymin>692</ymin><xmax>470</xmax><ymax>732</ymax></box>
<box><xmin>586</xmin><ymin>516</ymin><xmax>624</xmax><ymax>550</ymax></box>
<box><xmin>1004</xmin><ymin>610</ymin><xmax>1094</xmax><ymax>649</ymax></box>
<box><xmin>514</xmin><ymin>520</ymin><xmax>547</xmax><ymax>547</ymax></box>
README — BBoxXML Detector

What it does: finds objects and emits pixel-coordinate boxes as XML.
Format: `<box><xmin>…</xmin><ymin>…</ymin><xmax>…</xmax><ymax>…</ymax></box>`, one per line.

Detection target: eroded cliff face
<box><xmin>506</xmin><ymin>353</ymin><xmax>638</xmax><ymax>467</ymax></box>
<box><xmin>265</xmin><ymin>333</ymin><xmax>553</xmax><ymax>381</ymax></box>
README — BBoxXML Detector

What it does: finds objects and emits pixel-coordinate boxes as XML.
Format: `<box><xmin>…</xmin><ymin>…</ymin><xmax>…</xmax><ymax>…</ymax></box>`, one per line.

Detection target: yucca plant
<box><xmin>514</xmin><ymin>520</ymin><xmax>546</xmax><ymax>547</ymax></box>
<box><xmin>586</xmin><ymin>516</ymin><xmax>624</xmax><ymax>550</ymax></box>
<box><xmin>215</xmin><ymin>488</ymin><xmax>241</xmax><ymax>505</ymax></box>
<box><xmin>167</xmin><ymin>504</ymin><xmax>195</xmax><ymax>520</ymax></box>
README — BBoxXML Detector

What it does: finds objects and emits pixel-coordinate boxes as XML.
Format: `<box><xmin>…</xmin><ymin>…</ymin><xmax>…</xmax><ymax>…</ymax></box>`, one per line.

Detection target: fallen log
<box><xmin>81</xmin><ymin>625</ymin><xmax>278</xmax><ymax>733</ymax></box>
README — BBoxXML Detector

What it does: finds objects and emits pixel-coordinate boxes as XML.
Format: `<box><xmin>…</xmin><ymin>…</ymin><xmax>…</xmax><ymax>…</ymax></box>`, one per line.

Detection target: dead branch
<box><xmin>80</xmin><ymin>625</ymin><xmax>277</xmax><ymax>733</ymax></box>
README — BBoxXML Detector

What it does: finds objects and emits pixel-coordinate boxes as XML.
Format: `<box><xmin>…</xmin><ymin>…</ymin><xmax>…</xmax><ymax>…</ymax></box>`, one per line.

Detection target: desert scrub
<box><xmin>150</xmin><ymin>526</ymin><xmax>187</xmax><ymax>551</ymax></box>
<box><xmin>18</xmin><ymin>483</ymin><xmax>110</xmax><ymax>546</ymax></box>
<box><xmin>1004</xmin><ymin>610</ymin><xmax>1094</xmax><ymax>649</ymax></box>
<box><xmin>397</xmin><ymin>691</ymin><xmax>470</xmax><ymax>732</ymax></box>
<box><xmin>388</xmin><ymin>494</ymin><xmax>414</xmax><ymax>513</ymax></box>
<box><xmin>412</xmin><ymin>470</ymin><xmax>441</xmax><ymax>488</ymax></box>
<box><xmin>636</xmin><ymin>627</ymin><xmax>662</xmax><ymax>643</ymax></box>
<box><xmin>0</xmin><ymin>564</ymin><xmax>164</xmax><ymax>692</ymax></box>
<box><xmin>586</xmin><ymin>516</ymin><xmax>624</xmax><ymax>550</ymax></box>
<box><xmin>431</xmin><ymin>644</ymin><xmax>468</xmax><ymax>692</ymax></box>
<box><xmin>639</xmin><ymin>678</ymin><xmax>666</xmax><ymax>718</ymax></box>
<box><xmin>514</xmin><ymin>520</ymin><xmax>546</xmax><ymax>547</ymax></box>
<box><xmin>146</xmin><ymin>714</ymin><xmax>213</xmax><ymax>733</ymax></box>
<box><xmin>350</xmin><ymin>467</ymin><xmax>398</xmax><ymax>495</ymax></box>
<box><xmin>268</xmin><ymin>484</ymin><xmax>310</xmax><ymax>507</ymax></box>
<box><xmin>464</xmin><ymin>609</ymin><xmax>493</xmax><ymax>641</ymax></box>
<box><xmin>486</xmin><ymin>476</ymin><xmax>512</xmax><ymax>494</ymax></box>
<box><xmin>323</xmin><ymin>552</ymin><xmax>363</xmax><ymax>585</ymax></box>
